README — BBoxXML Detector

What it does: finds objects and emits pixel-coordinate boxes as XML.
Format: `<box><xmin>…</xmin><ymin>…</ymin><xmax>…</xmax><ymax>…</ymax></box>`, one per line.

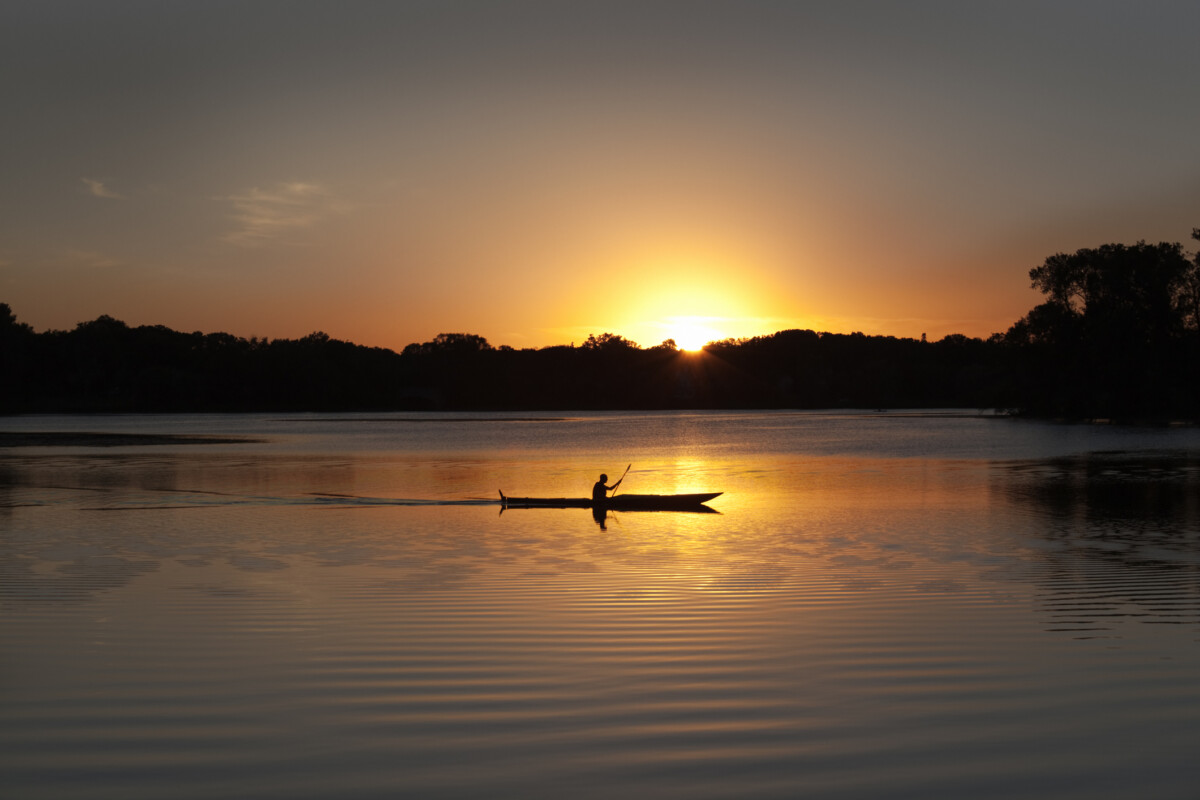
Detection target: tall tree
<box><xmin>1010</xmin><ymin>234</ymin><xmax>1199</xmax><ymax>418</ymax></box>
<box><xmin>1182</xmin><ymin>228</ymin><xmax>1200</xmax><ymax>331</ymax></box>
<box><xmin>1029</xmin><ymin>240</ymin><xmax>1195</xmax><ymax>341</ymax></box>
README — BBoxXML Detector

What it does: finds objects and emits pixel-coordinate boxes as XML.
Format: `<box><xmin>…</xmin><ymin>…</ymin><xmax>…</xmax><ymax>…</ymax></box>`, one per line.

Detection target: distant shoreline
<box><xmin>0</xmin><ymin>432</ymin><xmax>266</xmax><ymax>448</ymax></box>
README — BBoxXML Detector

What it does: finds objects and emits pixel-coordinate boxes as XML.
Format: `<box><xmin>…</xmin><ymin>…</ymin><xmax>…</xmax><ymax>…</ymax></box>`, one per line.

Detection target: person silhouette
<box><xmin>592</xmin><ymin>472</ymin><xmax>621</xmax><ymax>504</ymax></box>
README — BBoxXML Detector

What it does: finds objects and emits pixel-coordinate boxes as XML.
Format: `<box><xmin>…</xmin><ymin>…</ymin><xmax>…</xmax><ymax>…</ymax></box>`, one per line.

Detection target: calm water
<box><xmin>2</xmin><ymin>411</ymin><xmax>1198</xmax><ymax>799</ymax></box>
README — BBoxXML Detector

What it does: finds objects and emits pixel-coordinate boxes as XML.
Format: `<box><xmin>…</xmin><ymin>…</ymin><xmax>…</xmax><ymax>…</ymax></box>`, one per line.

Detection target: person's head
<box><xmin>599</xmin><ymin>474</ymin><xmax>608</xmax><ymax>482</ymax></box>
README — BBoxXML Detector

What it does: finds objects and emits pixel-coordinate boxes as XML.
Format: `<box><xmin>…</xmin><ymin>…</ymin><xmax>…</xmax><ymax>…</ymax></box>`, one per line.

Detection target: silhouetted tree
<box><xmin>1029</xmin><ymin>240</ymin><xmax>1194</xmax><ymax>338</ymax></box>
<box><xmin>0</xmin><ymin>303</ymin><xmax>36</xmax><ymax>411</ymax></box>
<box><xmin>0</xmin><ymin>303</ymin><xmax>29</xmax><ymax>333</ymax></box>
<box><xmin>1182</xmin><ymin>228</ymin><xmax>1200</xmax><ymax>331</ymax></box>
<box><xmin>582</xmin><ymin>332</ymin><xmax>638</xmax><ymax>350</ymax></box>
<box><xmin>403</xmin><ymin>333</ymin><xmax>492</xmax><ymax>356</ymax></box>
<box><xmin>1006</xmin><ymin>234</ymin><xmax>1200</xmax><ymax>419</ymax></box>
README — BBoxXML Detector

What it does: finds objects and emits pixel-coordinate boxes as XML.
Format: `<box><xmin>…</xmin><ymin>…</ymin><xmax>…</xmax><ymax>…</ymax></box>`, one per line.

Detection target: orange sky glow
<box><xmin>2</xmin><ymin>3</ymin><xmax>1197</xmax><ymax>352</ymax></box>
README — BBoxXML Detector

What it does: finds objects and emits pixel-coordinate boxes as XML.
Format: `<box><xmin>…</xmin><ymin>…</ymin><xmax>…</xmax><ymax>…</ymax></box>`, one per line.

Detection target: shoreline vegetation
<box><xmin>3</xmin><ymin>231</ymin><xmax>1197</xmax><ymax>422</ymax></box>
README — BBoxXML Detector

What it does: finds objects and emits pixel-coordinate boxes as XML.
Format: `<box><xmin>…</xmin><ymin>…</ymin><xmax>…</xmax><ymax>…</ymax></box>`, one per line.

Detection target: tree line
<box><xmin>3</xmin><ymin>229</ymin><xmax>1197</xmax><ymax>419</ymax></box>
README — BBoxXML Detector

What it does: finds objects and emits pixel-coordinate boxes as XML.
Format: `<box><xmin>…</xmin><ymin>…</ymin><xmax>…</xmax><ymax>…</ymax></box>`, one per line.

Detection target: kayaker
<box><xmin>592</xmin><ymin>473</ymin><xmax>621</xmax><ymax>503</ymax></box>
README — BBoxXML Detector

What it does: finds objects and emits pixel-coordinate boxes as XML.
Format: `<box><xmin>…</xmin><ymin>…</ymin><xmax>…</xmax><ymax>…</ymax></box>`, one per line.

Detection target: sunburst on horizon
<box><xmin>665</xmin><ymin>318</ymin><xmax>722</xmax><ymax>351</ymax></box>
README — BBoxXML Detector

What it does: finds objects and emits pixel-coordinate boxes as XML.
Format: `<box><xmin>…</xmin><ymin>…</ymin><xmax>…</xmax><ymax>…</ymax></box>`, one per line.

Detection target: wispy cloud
<box><xmin>82</xmin><ymin>178</ymin><xmax>123</xmax><ymax>199</ymax></box>
<box><xmin>64</xmin><ymin>248</ymin><xmax>122</xmax><ymax>269</ymax></box>
<box><xmin>223</xmin><ymin>181</ymin><xmax>345</xmax><ymax>246</ymax></box>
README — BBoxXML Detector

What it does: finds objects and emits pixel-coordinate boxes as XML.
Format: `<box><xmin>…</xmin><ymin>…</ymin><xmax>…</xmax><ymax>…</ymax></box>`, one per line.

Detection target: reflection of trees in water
<box><xmin>1006</xmin><ymin>453</ymin><xmax>1200</xmax><ymax>541</ymax></box>
<box><xmin>0</xmin><ymin>470</ymin><xmax>163</xmax><ymax>605</ymax></box>
<box><xmin>1002</xmin><ymin>453</ymin><xmax>1200</xmax><ymax>638</ymax></box>
<box><xmin>0</xmin><ymin>554</ymin><xmax>160</xmax><ymax>604</ymax></box>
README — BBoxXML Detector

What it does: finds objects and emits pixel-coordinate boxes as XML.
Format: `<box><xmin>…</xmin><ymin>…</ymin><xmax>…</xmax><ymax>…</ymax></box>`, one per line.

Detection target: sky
<box><xmin>3</xmin><ymin>1</ymin><xmax>1198</xmax><ymax>351</ymax></box>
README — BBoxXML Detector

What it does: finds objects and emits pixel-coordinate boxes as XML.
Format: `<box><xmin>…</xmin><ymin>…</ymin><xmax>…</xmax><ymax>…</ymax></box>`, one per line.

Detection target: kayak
<box><xmin>499</xmin><ymin>491</ymin><xmax>721</xmax><ymax>511</ymax></box>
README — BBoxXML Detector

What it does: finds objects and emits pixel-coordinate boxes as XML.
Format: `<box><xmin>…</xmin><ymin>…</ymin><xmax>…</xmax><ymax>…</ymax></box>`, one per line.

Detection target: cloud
<box><xmin>82</xmin><ymin>178</ymin><xmax>123</xmax><ymax>199</ymax></box>
<box><xmin>64</xmin><ymin>249</ymin><xmax>122</xmax><ymax>269</ymax></box>
<box><xmin>223</xmin><ymin>181</ymin><xmax>345</xmax><ymax>246</ymax></box>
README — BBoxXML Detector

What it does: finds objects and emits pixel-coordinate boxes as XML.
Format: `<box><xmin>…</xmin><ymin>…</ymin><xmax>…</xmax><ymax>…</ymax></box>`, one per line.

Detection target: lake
<box><xmin>2</xmin><ymin>410</ymin><xmax>1198</xmax><ymax>799</ymax></box>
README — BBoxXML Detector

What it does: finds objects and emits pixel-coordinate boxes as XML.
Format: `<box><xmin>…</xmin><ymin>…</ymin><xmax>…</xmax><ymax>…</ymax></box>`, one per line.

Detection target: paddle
<box><xmin>610</xmin><ymin>463</ymin><xmax>631</xmax><ymax>497</ymax></box>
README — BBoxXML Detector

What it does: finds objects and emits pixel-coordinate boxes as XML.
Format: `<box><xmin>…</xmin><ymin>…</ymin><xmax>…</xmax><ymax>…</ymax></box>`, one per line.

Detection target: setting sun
<box><xmin>606</xmin><ymin>245</ymin><xmax>784</xmax><ymax>352</ymax></box>
<box><xmin>669</xmin><ymin>318</ymin><xmax>721</xmax><ymax>351</ymax></box>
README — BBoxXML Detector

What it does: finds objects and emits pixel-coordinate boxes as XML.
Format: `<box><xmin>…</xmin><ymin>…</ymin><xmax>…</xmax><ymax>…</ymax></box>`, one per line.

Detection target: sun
<box><xmin>670</xmin><ymin>319</ymin><xmax>720</xmax><ymax>351</ymax></box>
